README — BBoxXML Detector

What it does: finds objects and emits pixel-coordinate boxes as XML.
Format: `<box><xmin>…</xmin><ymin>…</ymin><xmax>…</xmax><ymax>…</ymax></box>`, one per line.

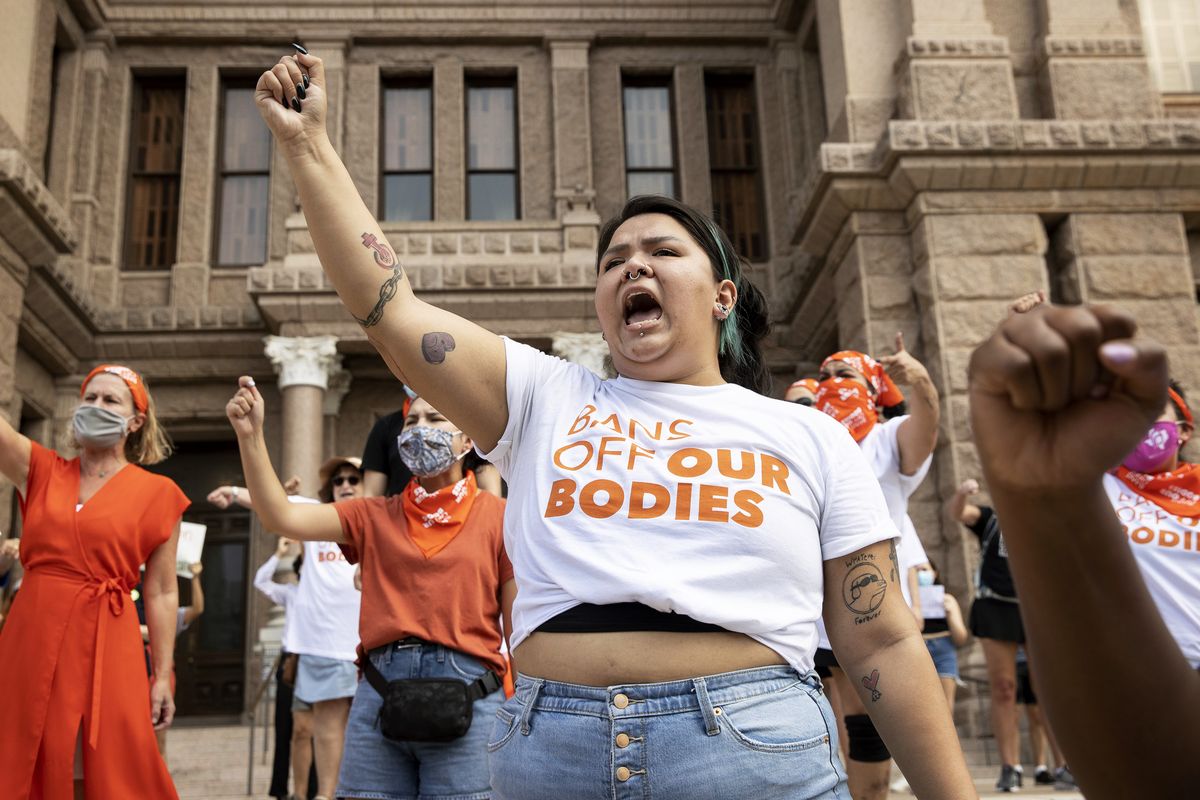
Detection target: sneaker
<box><xmin>1054</xmin><ymin>766</ymin><xmax>1077</xmax><ymax>790</ymax></box>
<box><xmin>1035</xmin><ymin>766</ymin><xmax>1054</xmax><ymax>785</ymax></box>
<box><xmin>996</xmin><ymin>764</ymin><xmax>1021</xmax><ymax>793</ymax></box>
<box><xmin>889</xmin><ymin>774</ymin><xmax>912</xmax><ymax>794</ymax></box>
<box><xmin>1015</xmin><ymin>764</ymin><xmax>1024</xmax><ymax>788</ymax></box>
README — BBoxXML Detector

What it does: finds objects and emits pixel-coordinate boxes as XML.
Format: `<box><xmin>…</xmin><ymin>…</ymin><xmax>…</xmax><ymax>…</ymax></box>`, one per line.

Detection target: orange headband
<box><xmin>789</xmin><ymin>378</ymin><xmax>820</xmax><ymax>394</ymax></box>
<box><xmin>81</xmin><ymin>364</ymin><xmax>149</xmax><ymax>413</ymax></box>
<box><xmin>821</xmin><ymin>351</ymin><xmax>905</xmax><ymax>408</ymax></box>
<box><xmin>1169</xmin><ymin>387</ymin><xmax>1193</xmax><ymax>424</ymax></box>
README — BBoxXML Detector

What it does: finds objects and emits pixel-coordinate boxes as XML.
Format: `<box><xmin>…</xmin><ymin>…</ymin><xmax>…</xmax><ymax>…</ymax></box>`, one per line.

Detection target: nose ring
<box><xmin>626</xmin><ymin>268</ymin><xmax>645</xmax><ymax>281</ymax></box>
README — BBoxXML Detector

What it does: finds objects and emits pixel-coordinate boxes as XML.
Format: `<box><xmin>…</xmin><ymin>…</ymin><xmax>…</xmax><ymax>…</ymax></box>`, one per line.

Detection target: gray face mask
<box><xmin>73</xmin><ymin>405</ymin><xmax>133</xmax><ymax>449</ymax></box>
<box><xmin>397</xmin><ymin>426</ymin><xmax>466</xmax><ymax>478</ymax></box>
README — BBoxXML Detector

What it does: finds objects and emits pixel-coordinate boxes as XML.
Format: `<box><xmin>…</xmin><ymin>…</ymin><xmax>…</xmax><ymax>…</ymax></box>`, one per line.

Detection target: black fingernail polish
<box><xmin>296</xmin><ymin>82</ymin><xmax>306</xmax><ymax>100</ymax></box>
<box><xmin>302</xmin><ymin>74</ymin><xmax>309</xmax><ymax>89</ymax></box>
<box><xmin>280</xmin><ymin>95</ymin><xmax>288</xmax><ymax>108</ymax></box>
<box><xmin>292</xmin><ymin>42</ymin><xmax>308</xmax><ymax>55</ymax></box>
<box><xmin>291</xmin><ymin>97</ymin><xmax>302</xmax><ymax>112</ymax></box>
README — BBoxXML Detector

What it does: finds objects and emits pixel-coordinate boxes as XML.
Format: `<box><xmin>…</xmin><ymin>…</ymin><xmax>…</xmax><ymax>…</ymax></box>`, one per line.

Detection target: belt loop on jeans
<box><xmin>692</xmin><ymin>677</ymin><xmax>720</xmax><ymax>736</ymax></box>
<box><xmin>518</xmin><ymin>679</ymin><xmax>543</xmax><ymax>735</ymax></box>
<box><xmin>436</xmin><ymin>645</ymin><xmax>446</xmax><ymax>664</ymax></box>
<box><xmin>804</xmin><ymin>668</ymin><xmax>824</xmax><ymax>694</ymax></box>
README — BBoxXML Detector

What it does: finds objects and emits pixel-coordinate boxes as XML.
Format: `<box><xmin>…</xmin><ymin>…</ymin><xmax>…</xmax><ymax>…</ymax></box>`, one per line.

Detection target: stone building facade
<box><xmin>2</xmin><ymin>0</ymin><xmax>1199</xmax><ymax>715</ymax></box>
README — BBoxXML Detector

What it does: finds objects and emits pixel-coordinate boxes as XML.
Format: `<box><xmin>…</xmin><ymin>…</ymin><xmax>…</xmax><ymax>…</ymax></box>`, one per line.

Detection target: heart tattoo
<box><xmin>421</xmin><ymin>332</ymin><xmax>456</xmax><ymax>365</ymax></box>
<box><xmin>861</xmin><ymin>669</ymin><xmax>881</xmax><ymax>702</ymax></box>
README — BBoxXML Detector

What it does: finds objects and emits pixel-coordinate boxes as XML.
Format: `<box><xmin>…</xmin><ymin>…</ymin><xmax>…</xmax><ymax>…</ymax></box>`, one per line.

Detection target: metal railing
<box><xmin>245</xmin><ymin>651</ymin><xmax>282</xmax><ymax>795</ymax></box>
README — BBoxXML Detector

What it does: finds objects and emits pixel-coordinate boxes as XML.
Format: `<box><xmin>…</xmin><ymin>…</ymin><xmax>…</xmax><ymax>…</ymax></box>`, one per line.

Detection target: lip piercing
<box><xmin>626</xmin><ymin>268</ymin><xmax>645</xmax><ymax>281</ymax></box>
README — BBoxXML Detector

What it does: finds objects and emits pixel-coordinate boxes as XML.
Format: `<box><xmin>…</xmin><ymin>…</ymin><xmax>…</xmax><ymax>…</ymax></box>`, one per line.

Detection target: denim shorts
<box><xmin>294</xmin><ymin>653</ymin><xmax>358</xmax><ymax>704</ymax></box>
<box><xmin>924</xmin><ymin>635</ymin><xmax>959</xmax><ymax>679</ymax></box>
<box><xmin>488</xmin><ymin>666</ymin><xmax>849</xmax><ymax>800</ymax></box>
<box><xmin>336</xmin><ymin>641</ymin><xmax>502</xmax><ymax>800</ymax></box>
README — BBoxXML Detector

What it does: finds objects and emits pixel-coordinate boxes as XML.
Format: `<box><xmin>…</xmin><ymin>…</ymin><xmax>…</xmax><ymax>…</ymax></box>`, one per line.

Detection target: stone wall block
<box><xmin>925</xmin><ymin>215</ymin><xmax>1046</xmax><ymax>257</ymax></box>
<box><xmin>538</xmin><ymin>232</ymin><xmax>563</xmax><ymax>253</ymax></box>
<box><xmin>417</xmin><ymin>265</ymin><xmax>441</xmax><ymax>290</ymax></box>
<box><xmin>1044</xmin><ymin>61</ymin><xmax>1160</xmax><ymax>120</ymax></box>
<box><xmin>121</xmin><ymin>277</ymin><xmax>171</xmax><ymax>307</ymax></box>
<box><xmin>483</xmin><ymin>234</ymin><xmax>507</xmax><ymax>254</ymax></box>
<box><xmin>537</xmin><ymin>265</ymin><xmax>560</xmax><ymax>285</ymax></box>
<box><xmin>490</xmin><ymin>265</ymin><xmax>513</xmax><ymax>286</ymax></box>
<box><xmin>432</xmin><ymin>234</ymin><xmax>458</xmax><ymax>255</ymax></box>
<box><xmin>511</xmin><ymin>232</ymin><xmax>535</xmax><ymax>254</ymax></box>
<box><xmin>465</xmin><ymin>265</ymin><xmax>488</xmax><ymax>287</ymax></box>
<box><xmin>934</xmin><ymin>255</ymin><xmax>1047</xmax><ymax>300</ymax></box>
<box><xmin>566</xmin><ymin>227</ymin><xmax>595</xmax><ymax>250</ymax></box>
<box><xmin>1071</xmin><ymin>214</ymin><xmax>1186</xmax><ymax>256</ymax></box>
<box><xmin>905</xmin><ymin>62</ymin><xmax>1018</xmax><ymax>121</ymax></box>
<box><xmin>443</xmin><ymin>265</ymin><xmax>463</xmax><ymax>287</ymax></box>
<box><xmin>1082</xmin><ymin>257</ymin><xmax>1194</xmax><ymax>300</ymax></box>
<box><xmin>513</xmin><ymin>265</ymin><xmax>535</xmax><ymax>286</ymax></box>
<box><xmin>460</xmin><ymin>234</ymin><xmax>480</xmax><ymax>255</ymax></box>
<box><xmin>1114</xmin><ymin>300</ymin><xmax>1200</xmax><ymax>345</ymax></box>
<box><xmin>938</xmin><ymin>300</ymin><xmax>1013</xmax><ymax>347</ymax></box>
<box><xmin>866</xmin><ymin>275</ymin><xmax>913</xmax><ymax>312</ymax></box>
<box><xmin>944</xmin><ymin>346</ymin><xmax>974</xmax><ymax>394</ymax></box>
<box><xmin>407</xmin><ymin>235</ymin><xmax>429</xmax><ymax>255</ymax></box>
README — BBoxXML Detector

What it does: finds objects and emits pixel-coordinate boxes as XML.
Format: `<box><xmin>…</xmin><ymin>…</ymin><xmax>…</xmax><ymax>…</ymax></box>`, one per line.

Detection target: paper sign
<box><xmin>919</xmin><ymin>585</ymin><xmax>946</xmax><ymax>619</ymax></box>
<box><xmin>176</xmin><ymin>522</ymin><xmax>206</xmax><ymax>578</ymax></box>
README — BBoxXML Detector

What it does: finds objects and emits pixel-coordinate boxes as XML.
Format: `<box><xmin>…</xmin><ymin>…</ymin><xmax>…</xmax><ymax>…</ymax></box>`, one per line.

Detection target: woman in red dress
<box><xmin>0</xmin><ymin>364</ymin><xmax>188</xmax><ymax>799</ymax></box>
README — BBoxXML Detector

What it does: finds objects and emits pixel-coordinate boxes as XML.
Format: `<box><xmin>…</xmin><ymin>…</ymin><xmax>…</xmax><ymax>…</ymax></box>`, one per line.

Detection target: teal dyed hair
<box><xmin>596</xmin><ymin>195</ymin><xmax>771</xmax><ymax>394</ymax></box>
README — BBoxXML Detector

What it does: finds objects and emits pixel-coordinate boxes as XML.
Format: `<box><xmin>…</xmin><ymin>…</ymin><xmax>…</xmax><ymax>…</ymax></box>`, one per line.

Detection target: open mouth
<box><xmin>623</xmin><ymin>291</ymin><xmax>663</xmax><ymax>328</ymax></box>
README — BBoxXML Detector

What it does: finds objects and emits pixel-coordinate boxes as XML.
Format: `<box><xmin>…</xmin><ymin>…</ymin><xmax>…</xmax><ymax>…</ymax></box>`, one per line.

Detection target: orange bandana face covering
<box><xmin>1114</xmin><ymin>462</ymin><xmax>1200</xmax><ymax>517</ymax></box>
<box><xmin>821</xmin><ymin>351</ymin><xmax>905</xmax><ymax>409</ymax></box>
<box><xmin>402</xmin><ymin>470</ymin><xmax>479</xmax><ymax>558</ymax></box>
<box><xmin>815</xmin><ymin>377</ymin><xmax>878</xmax><ymax>442</ymax></box>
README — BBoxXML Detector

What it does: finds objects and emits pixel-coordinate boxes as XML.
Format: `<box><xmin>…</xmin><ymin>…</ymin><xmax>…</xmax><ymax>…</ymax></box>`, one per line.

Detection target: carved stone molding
<box><xmin>1040</xmin><ymin>36</ymin><xmax>1145</xmax><ymax>60</ymax></box>
<box><xmin>264</xmin><ymin>335</ymin><xmax>342</xmax><ymax>390</ymax></box>
<box><xmin>906</xmin><ymin>38</ymin><xmax>1009</xmax><ymax>58</ymax></box>
<box><xmin>551</xmin><ymin>332</ymin><xmax>609</xmax><ymax>378</ymax></box>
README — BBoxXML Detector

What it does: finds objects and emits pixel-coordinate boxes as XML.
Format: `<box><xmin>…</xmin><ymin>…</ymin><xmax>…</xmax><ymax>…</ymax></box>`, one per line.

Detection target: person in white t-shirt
<box><xmin>210</xmin><ymin>460</ymin><xmax>362</xmax><ymax>800</ymax></box>
<box><xmin>809</xmin><ymin>344</ymin><xmax>940</xmax><ymax>800</ymax></box>
<box><xmin>247</xmin><ymin>49</ymin><xmax>972</xmax><ymax>799</ymax></box>
<box><xmin>969</xmin><ymin>302</ymin><xmax>1200</xmax><ymax>796</ymax></box>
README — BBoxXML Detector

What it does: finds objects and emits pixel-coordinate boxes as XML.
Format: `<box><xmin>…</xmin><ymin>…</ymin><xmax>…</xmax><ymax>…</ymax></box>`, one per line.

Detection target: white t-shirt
<box><xmin>1103</xmin><ymin>473</ymin><xmax>1200</xmax><ymax>668</ymax></box>
<box><xmin>275</xmin><ymin>497</ymin><xmax>361</xmax><ymax>660</ymax></box>
<box><xmin>254</xmin><ymin>554</ymin><xmax>299</xmax><ymax>648</ymax></box>
<box><xmin>817</xmin><ymin>416</ymin><xmax>931</xmax><ymax>649</ymax></box>
<box><xmin>480</xmin><ymin>338</ymin><xmax>899</xmax><ymax>673</ymax></box>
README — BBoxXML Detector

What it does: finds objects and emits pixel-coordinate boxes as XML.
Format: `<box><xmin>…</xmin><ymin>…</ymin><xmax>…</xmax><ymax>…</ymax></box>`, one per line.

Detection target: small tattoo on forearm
<box><xmin>861</xmin><ymin>669</ymin><xmax>882</xmax><ymax>701</ymax></box>
<box><xmin>421</xmin><ymin>332</ymin><xmax>456</xmax><ymax>364</ymax></box>
<box><xmin>361</xmin><ymin>232</ymin><xmax>397</xmax><ymax>269</ymax></box>
<box><xmin>354</xmin><ymin>268</ymin><xmax>403</xmax><ymax>328</ymax></box>
<box><xmin>843</xmin><ymin>562</ymin><xmax>886</xmax><ymax>624</ymax></box>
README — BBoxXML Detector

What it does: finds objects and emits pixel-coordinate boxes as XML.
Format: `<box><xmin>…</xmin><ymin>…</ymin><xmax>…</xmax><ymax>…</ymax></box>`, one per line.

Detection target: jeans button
<box><xmin>616</xmin><ymin>733</ymin><xmax>630</xmax><ymax>748</ymax></box>
<box><xmin>613</xmin><ymin>693</ymin><xmax>629</xmax><ymax>709</ymax></box>
<box><xmin>616</xmin><ymin>766</ymin><xmax>631</xmax><ymax>782</ymax></box>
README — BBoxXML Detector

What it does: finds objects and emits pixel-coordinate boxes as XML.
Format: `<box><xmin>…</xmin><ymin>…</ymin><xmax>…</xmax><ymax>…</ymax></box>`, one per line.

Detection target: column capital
<box><xmin>264</xmin><ymin>335</ymin><xmax>341</xmax><ymax>390</ymax></box>
<box><xmin>548</xmin><ymin>38</ymin><xmax>592</xmax><ymax>69</ymax></box>
<box><xmin>323</xmin><ymin>365</ymin><xmax>352</xmax><ymax>416</ymax></box>
<box><xmin>551</xmin><ymin>332</ymin><xmax>609</xmax><ymax>378</ymax></box>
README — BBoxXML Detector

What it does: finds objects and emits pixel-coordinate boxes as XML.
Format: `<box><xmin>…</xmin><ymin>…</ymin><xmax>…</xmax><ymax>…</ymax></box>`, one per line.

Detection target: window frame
<box><xmin>378</xmin><ymin>74</ymin><xmax>435</xmax><ymax>222</ymax></box>
<box><xmin>1139</xmin><ymin>0</ymin><xmax>1200</xmax><ymax>93</ymax></box>
<box><xmin>122</xmin><ymin>73</ymin><xmax>187</xmax><ymax>271</ymax></box>
<box><xmin>704</xmin><ymin>71</ymin><xmax>769</xmax><ymax>262</ymax></box>
<box><xmin>464</xmin><ymin>74</ymin><xmax>521</xmax><ymax>221</ymax></box>
<box><xmin>212</xmin><ymin>74</ymin><xmax>273</xmax><ymax>268</ymax></box>
<box><xmin>620</xmin><ymin>73</ymin><xmax>679</xmax><ymax>200</ymax></box>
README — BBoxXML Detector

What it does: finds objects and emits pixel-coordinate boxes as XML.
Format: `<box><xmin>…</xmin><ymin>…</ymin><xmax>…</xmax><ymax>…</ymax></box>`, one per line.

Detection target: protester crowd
<box><xmin>0</xmin><ymin>45</ymin><xmax>1196</xmax><ymax>800</ymax></box>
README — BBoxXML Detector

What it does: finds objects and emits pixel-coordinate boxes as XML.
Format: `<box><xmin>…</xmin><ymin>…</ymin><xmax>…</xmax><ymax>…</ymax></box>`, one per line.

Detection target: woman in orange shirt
<box><xmin>225</xmin><ymin>377</ymin><xmax>513</xmax><ymax>800</ymax></box>
<box><xmin>0</xmin><ymin>365</ymin><xmax>188</xmax><ymax>800</ymax></box>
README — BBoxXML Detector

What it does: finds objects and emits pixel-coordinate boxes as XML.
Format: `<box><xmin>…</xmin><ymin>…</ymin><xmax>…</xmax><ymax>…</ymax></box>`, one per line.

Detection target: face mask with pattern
<box><xmin>814</xmin><ymin>377</ymin><xmax>878</xmax><ymax>442</ymax></box>
<box><xmin>397</xmin><ymin>426</ymin><xmax>467</xmax><ymax>478</ymax></box>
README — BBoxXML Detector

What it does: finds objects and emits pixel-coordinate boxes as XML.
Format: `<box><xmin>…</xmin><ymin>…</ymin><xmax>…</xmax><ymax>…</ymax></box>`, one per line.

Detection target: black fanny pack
<box><xmin>361</xmin><ymin>645</ymin><xmax>502</xmax><ymax>743</ymax></box>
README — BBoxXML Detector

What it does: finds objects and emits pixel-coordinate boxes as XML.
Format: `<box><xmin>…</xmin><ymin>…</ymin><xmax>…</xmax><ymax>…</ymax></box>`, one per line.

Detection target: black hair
<box><xmin>292</xmin><ymin>551</ymin><xmax>303</xmax><ymax>577</ymax></box>
<box><xmin>882</xmin><ymin>399</ymin><xmax>909</xmax><ymax>420</ymax></box>
<box><xmin>596</xmin><ymin>195</ymin><xmax>772</xmax><ymax>395</ymax></box>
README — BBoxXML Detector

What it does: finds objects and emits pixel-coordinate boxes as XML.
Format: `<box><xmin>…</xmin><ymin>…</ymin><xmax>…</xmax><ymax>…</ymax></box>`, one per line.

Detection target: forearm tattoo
<box><xmin>842</xmin><ymin>552</ymin><xmax>886</xmax><ymax>625</ymax></box>
<box><xmin>361</xmin><ymin>232</ymin><xmax>397</xmax><ymax>269</ymax></box>
<box><xmin>887</xmin><ymin>539</ymin><xmax>899</xmax><ymax>583</ymax></box>
<box><xmin>861</xmin><ymin>668</ymin><xmax>882</xmax><ymax>702</ymax></box>
<box><xmin>354</xmin><ymin>268</ymin><xmax>404</xmax><ymax>328</ymax></box>
<box><xmin>421</xmin><ymin>332</ymin><xmax>456</xmax><ymax>364</ymax></box>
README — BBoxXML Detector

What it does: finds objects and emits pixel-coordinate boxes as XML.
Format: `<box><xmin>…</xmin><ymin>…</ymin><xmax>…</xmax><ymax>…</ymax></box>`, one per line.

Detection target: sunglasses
<box><xmin>332</xmin><ymin>475</ymin><xmax>360</xmax><ymax>487</ymax></box>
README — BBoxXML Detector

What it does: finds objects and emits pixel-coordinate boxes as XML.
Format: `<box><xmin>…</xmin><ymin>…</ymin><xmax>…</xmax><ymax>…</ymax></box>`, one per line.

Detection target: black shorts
<box><xmin>814</xmin><ymin>647</ymin><xmax>839</xmax><ymax>678</ymax></box>
<box><xmin>1015</xmin><ymin>660</ymin><xmax>1036</xmax><ymax>705</ymax></box>
<box><xmin>969</xmin><ymin>597</ymin><xmax>1025</xmax><ymax>644</ymax></box>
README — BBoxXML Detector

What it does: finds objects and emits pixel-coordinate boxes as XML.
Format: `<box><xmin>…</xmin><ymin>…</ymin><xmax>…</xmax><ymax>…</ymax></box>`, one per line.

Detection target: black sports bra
<box><xmin>535</xmin><ymin>602</ymin><xmax>726</xmax><ymax>634</ymax></box>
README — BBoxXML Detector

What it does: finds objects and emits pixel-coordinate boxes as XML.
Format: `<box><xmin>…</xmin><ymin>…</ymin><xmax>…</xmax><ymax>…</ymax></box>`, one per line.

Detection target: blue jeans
<box><xmin>924</xmin><ymin>635</ymin><xmax>959</xmax><ymax>679</ymax></box>
<box><xmin>488</xmin><ymin>666</ymin><xmax>849</xmax><ymax>800</ymax></box>
<box><xmin>336</xmin><ymin>641</ymin><xmax>503</xmax><ymax>800</ymax></box>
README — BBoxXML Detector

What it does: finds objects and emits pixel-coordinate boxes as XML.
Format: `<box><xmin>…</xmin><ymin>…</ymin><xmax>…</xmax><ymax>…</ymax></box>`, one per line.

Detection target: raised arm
<box><xmin>969</xmin><ymin>304</ymin><xmax>1200</xmax><ymax>796</ymax></box>
<box><xmin>226</xmin><ymin>377</ymin><xmax>346</xmax><ymax>543</ymax></box>
<box><xmin>879</xmin><ymin>332</ymin><xmax>939</xmax><ymax>476</ymax></box>
<box><xmin>945</xmin><ymin>478</ymin><xmax>982</xmax><ymax>527</ymax></box>
<box><xmin>0</xmin><ymin>414</ymin><xmax>32</xmax><ymax>498</ymax></box>
<box><xmin>254</xmin><ymin>52</ymin><xmax>508</xmax><ymax>451</ymax></box>
<box><xmin>823</xmin><ymin>539</ymin><xmax>976</xmax><ymax>798</ymax></box>
<box><xmin>181</xmin><ymin>563</ymin><xmax>204</xmax><ymax>627</ymax></box>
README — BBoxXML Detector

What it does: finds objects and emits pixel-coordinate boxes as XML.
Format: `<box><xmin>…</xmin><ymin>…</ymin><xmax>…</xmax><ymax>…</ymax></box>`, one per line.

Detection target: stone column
<box><xmin>69</xmin><ymin>32</ymin><xmax>113</xmax><ymax>277</ymax></box>
<box><xmin>1036</xmin><ymin>0</ymin><xmax>1160</xmax><ymax>119</ymax></box>
<box><xmin>434</xmin><ymin>58</ymin><xmax>465</xmax><ymax>221</ymax></box>
<box><xmin>548</xmin><ymin>39</ymin><xmax>601</xmax><ymax>263</ymax></box>
<box><xmin>1052</xmin><ymin>214</ymin><xmax>1200</xmax><ymax>390</ymax></box>
<box><xmin>895</xmin><ymin>0</ymin><xmax>1020</xmax><ymax>122</ymax></box>
<box><xmin>551</xmin><ymin>332</ymin><xmax>609</xmax><ymax>378</ymax></box>
<box><xmin>909</xmin><ymin>212</ymin><xmax>1050</xmax><ymax>598</ymax></box>
<box><xmin>264</xmin><ymin>335</ymin><xmax>341</xmax><ymax>496</ymax></box>
<box><xmin>322</xmin><ymin>365</ymin><xmax>351</xmax><ymax>460</ymax></box>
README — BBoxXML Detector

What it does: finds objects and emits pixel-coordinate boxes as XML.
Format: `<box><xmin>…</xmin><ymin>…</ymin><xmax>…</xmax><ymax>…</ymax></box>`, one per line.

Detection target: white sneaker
<box><xmin>890</xmin><ymin>774</ymin><xmax>912</xmax><ymax>794</ymax></box>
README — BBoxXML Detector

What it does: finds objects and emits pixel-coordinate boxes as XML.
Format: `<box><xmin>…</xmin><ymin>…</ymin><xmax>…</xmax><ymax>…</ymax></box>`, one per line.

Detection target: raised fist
<box><xmin>254</xmin><ymin>49</ymin><xmax>328</xmax><ymax>151</ymax></box>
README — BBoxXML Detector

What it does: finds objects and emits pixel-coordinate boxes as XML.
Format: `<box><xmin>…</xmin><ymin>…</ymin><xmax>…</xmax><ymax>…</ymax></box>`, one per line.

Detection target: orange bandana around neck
<box><xmin>402</xmin><ymin>471</ymin><xmax>479</xmax><ymax>558</ymax></box>
<box><xmin>1115</xmin><ymin>462</ymin><xmax>1200</xmax><ymax>517</ymax></box>
<box><xmin>815</xmin><ymin>377</ymin><xmax>878</xmax><ymax>442</ymax></box>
